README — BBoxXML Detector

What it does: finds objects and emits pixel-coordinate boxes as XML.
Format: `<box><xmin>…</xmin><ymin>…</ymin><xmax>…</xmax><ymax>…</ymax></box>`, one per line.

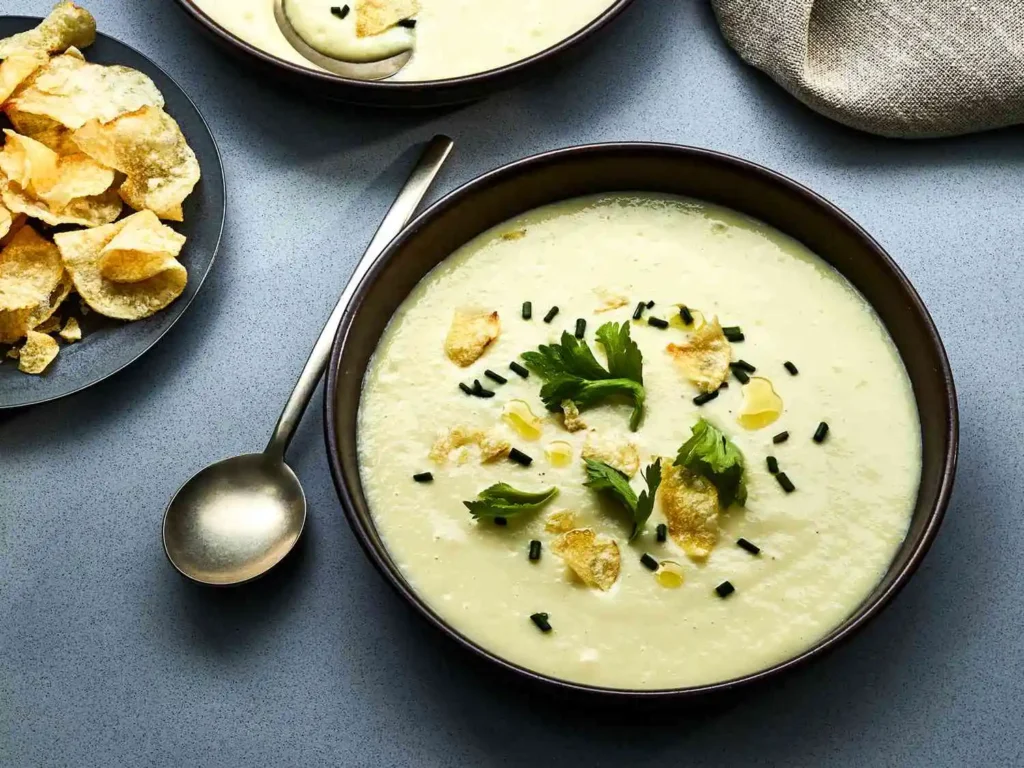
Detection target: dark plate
<box><xmin>324</xmin><ymin>143</ymin><xmax>958</xmax><ymax>701</ymax></box>
<box><xmin>0</xmin><ymin>18</ymin><xmax>224</xmax><ymax>410</ymax></box>
<box><xmin>173</xmin><ymin>0</ymin><xmax>636</xmax><ymax>107</ymax></box>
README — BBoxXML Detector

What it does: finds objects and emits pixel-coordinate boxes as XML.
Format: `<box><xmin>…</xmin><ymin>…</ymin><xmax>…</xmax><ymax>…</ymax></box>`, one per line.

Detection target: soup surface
<box><xmin>190</xmin><ymin>0</ymin><xmax>617</xmax><ymax>81</ymax></box>
<box><xmin>357</xmin><ymin>194</ymin><xmax>921</xmax><ymax>689</ymax></box>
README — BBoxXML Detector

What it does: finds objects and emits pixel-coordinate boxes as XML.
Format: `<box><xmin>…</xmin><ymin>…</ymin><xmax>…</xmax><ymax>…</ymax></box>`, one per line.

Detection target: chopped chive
<box><xmin>813</xmin><ymin>422</ymin><xmax>830</xmax><ymax>443</ymax></box>
<box><xmin>680</xmin><ymin>306</ymin><xmax>694</xmax><ymax>325</ymax></box>
<box><xmin>632</xmin><ymin>302</ymin><xmax>645</xmax><ymax>320</ymax></box>
<box><xmin>784</xmin><ymin>361</ymin><xmax>799</xmax><ymax>375</ymax></box>
<box><xmin>772</xmin><ymin>431</ymin><xmax>789</xmax><ymax>444</ymax></box>
<box><xmin>543</xmin><ymin>306</ymin><xmax>559</xmax><ymax>323</ymax></box>
<box><xmin>396</xmin><ymin>18</ymin><xmax>416</xmax><ymax>28</ymax></box>
<box><xmin>718</xmin><ymin>381</ymin><xmax>729</xmax><ymax>390</ymax></box>
<box><xmin>766</xmin><ymin>456</ymin><xmax>779</xmax><ymax>474</ymax></box>
<box><xmin>472</xmin><ymin>380</ymin><xmax>495</xmax><ymax>398</ymax></box>
<box><xmin>330</xmin><ymin>5</ymin><xmax>350</xmax><ymax>19</ymax></box>
<box><xmin>640</xmin><ymin>553</ymin><xmax>659</xmax><ymax>571</ymax></box>
<box><xmin>530</xmin><ymin>612</ymin><xmax>552</xmax><ymax>632</ymax></box>
<box><xmin>724</xmin><ymin>327</ymin><xmax>745</xmax><ymax>342</ymax></box>
<box><xmin>413</xmin><ymin>472</ymin><xmax>433</xmax><ymax>483</ymax></box>
<box><xmin>509</xmin><ymin>361</ymin><xmax>529</xmax><ymax>378</ymax></box>
<box><xmin>722</xmin><ymin>326</ymin><xmax>743</xmax><ymax>336</ymax></box>
<box><xmin>458</xmin><ymin>382</ymin><xmax>473</xmax><ymax>396</ymax></box>
<box><xmin>732</xmin><ymin>367</ymin><xmax>750</xmax><ymax>385</ymax></box>
<box><xmin>522</xmin><ymin>301</ymin><xmax>532</xmax><ymax>320</ymax></box>
<box><xmin>484</xmin><ymin>369</ymin><xmax>507</xmax><ymax>385</ymax></box>
<box><xmin>509</xmin><ymin>448</ymin><xmax>533</xmax><ymax>466</ymax></box>
<box><xmin>656</xmin><ymin>523</ymin><xmax>667</xmax><ymax>543</ymax></box>
<box><xmin>647</xmin><ymin>317</ymin><xmax>669</xmax><ymax>329</ymax></box>
<box><xmin>575</xmin><ymin>318</ymin><xmax>586</xmax><ymax>339</ymax></box>
<box><xmin>693</xmin><ymin>390</ymin><xmax>719</xmax><ymax>406</ymax></box>
<box><xmin>737</xmin><ymin>538</ymin><xmax>760</xmax><ymax>555</ymax></box>
<box><xmin>732</xmin><ymin>360</ymin><xmax>756</xmax><ymax>373</ymax></box>
<box><xmin>528</xmin><ymin>540</ymin><xmax>542</xmax><ymax>561</ymax></box>
<box><xmin>776</xmin><ymin>472</ymin><xmax>795</xmax><ymax>493</ymax></box>
<box><xmin>494</xmin><ymin>517</ymin><xmax>508</xmax><ymax>526</ymax></box>
<box><xmin>715</xmin><ymin>581</ymin><xmax>735</xmax><ymax>598</ymax></box>
<box><xmin>646</xmin><ymin>300</ymin><xmax>655</xmax><ymax>309</ymax></box>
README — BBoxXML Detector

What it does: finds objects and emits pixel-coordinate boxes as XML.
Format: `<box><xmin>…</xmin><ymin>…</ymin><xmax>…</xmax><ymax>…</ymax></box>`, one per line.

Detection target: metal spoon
<box><xmin>274</xmin><ymin>0</ymin><xmax>412</xmax><ymax>80</ymax></box>
<box><xmin>162</xmin><ymin>135</ymin><xmax>454</xmax><ymax>586</ymax></box>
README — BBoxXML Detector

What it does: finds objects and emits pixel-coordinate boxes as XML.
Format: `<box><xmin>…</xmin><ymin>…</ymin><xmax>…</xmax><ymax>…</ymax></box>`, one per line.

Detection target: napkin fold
<box><xmin>711</xmin><ymin>0</ymin><xmax>1024</xmax><ymax>138</ymax></box>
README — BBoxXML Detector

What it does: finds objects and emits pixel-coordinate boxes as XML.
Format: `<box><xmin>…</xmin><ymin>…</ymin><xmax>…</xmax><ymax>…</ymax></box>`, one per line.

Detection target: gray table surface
<box><xmin>3</xmin><ymin>1</ymin><xmax>1023</xmax><ymax>765</ymax></box>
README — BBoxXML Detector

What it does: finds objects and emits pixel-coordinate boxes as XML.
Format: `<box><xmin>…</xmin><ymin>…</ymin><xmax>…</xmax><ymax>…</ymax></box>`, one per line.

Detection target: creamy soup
<box><xmin>190</xmin><ymin>0</ymin><xmax>617</xmax><ymax>81</ymax></box>
<box><xmin>357</xmin><ymin>194</ymin><xmax>921</xmax><ymax>690</ymax></box>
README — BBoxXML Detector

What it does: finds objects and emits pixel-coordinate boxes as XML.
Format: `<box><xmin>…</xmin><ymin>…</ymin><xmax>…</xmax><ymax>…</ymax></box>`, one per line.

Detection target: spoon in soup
<box><xmin>274</xmin><ymin>0</ymin><xmax>414</xmax><ymax>80</ymax></box>
<box><xmin>162</xmin><ymin>135</ymin><xmax>454</xmax><ymax>586</ymax></box>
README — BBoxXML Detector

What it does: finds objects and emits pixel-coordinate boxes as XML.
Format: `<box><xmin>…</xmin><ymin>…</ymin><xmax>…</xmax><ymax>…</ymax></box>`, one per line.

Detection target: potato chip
<box><xmin>0</xmin><ymin>212</ymin><xmax>27</xmax><ymax>247</ymax></box>
<box><xmin>666</xmin><ymin>316</ymin><xmax>731</xmax><ymax>393</ymax></box>
<box><xmin>9</xmin><ymin>52</ymin><xmax>163</xmax><ymax>130</ymax></box>
<box><xmin>98</xmin><ymin>209</ymin><xmax>185</xmax><ymax>283</ymax></box>
<box><xmin>0</xmin><ymin>50</ymin><xmax>48</xmax><ymax>104</ymax></box>
<box><xmin>0</xmin><ymin>130</ymin><xmax>60</xmax><ymax>194</ymax></box>
<box><xmin>429</xmin><ymin>425</ymin><xmax>511</xmax><ymax>464</ymax></box>
<box><xmin>594</xmin><ymin>287</ymin><xmax>629</xmax><ymax>313</ymax></box>
<box><xmin>0</xmin><ymin>226</ymin><xmax>63</xmax><ymax>343</ymax></box>
<box><xmin>26</xmin><ymin>269</ymin><xmax>72</xmax><ymax>331</ymax></box>
<box><xmin>660</xmin><ymin>462</ymin><xmax>720</xmax><ymax>559</ymax></box>
<box><xmin>0</xmin><ymin>2</ymin><xmax>96</xmax><ymax>60</ymax></box>
<box><xmin>2</xmin><ymin>181</ymin><xmax>121</xmax><ymax>227</ymax></box>
<box><xmin>6</xmin><ymin>109</ymin><xmax>79</xmax><ymax>155</ymax></box>
<box><xmin>71</xmin><ymin>106</ymin><xmax>198</xmax><ymax>221</ymax></box>
<box><xmin>444</xmin><ymin>307</ymin><xmax>500</xmax><ymax>367</ymax></box>
<box><xmin>17</xmin><ymin>329</ymin><xmax>58</xmax><ymax>374</ymax></box>
<box><xmin>5</xmin><ymin>345</ymin><xmax>19</xmax><ymax>359</ymax></box>
<box><xmin>53</xmin><ymin>213</ymin><xmax>187</xmax><ymax>320</ymax></box>
<box><xmin>58</xmin><ymin>315</ymin><xmax>80</xmax><ymax>342</ymax></box>
<box><xmin>0</xmin><ymin>201</ymin><xmax>11</xmax><ymax>241</ymax></box>
<box><xmin>356</xmin><ymin>0</ymin><xmax>420</xmax><ymax>37</ymax></box>
<box><xmin>581</xmin><ymin>430</ymin><xmax>640</xmax><ymax>478</ymax></box>
<box><xmin>33</xmin><ymin>313</ymin><xmax>60</xmax><ymax>334</ymax></box>
<box><xmin>560</xmin><ymin>399</ymin><xmax>587</xmax><ymax>432</ymax></box>
<box><xmin>551</xmin><ymin>528</ymin><xmax>621</xmax><ymax>591</ymax></box>
<box><xmin>544</xmin><ymin>508</ymin><xmax>578</xmax><ymax>534</ymax></box>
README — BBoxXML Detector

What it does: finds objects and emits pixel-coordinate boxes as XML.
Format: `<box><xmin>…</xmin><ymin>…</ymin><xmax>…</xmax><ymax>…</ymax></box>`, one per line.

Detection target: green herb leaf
<box><xmin>674</xmin><ymin>418</ymin><xmax>747</xmax><ymax>508</ymax></box>
<box><xmin>463</xmin><ymin>483</ymin><xmax>559</xmax><ymax>521</ymax></box>
<box><xmin>521</xmin><ymin>322</ymin><xmax>645</xmax><ymax>430</ymax></box>
<box><xmin>584</xmin><ymin>458</ymin><xmax>663</xmax><ymax>540</ymax></box>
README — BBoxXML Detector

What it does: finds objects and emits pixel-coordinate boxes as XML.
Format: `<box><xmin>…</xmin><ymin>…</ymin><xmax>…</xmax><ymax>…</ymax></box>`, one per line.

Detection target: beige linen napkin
<box><xmin>711</xmin><ymin>0</ymin><xmax>1024</xmax><ymax>138</ymax></box>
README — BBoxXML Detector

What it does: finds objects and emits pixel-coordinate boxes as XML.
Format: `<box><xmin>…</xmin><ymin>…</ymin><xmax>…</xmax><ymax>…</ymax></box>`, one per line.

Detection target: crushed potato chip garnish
<box><xmin>738</xmin><ymin>376</ymin><xmax>783</xmax><ymax>430</ymax></box>
<box><xmin>544</xmin><ymin>508</ymin><xmax>578</xmax><ymax>533</ymax></box>
<box><xmin>551</xmin><ymin>528</ymin><xmax>621</xmax><ymax>591</ymax></box>
<box><xmin>594</xmin><ymin>287</ymin><xmax>629</xmax><ymax>313</ymax></box>
<box><xmin>58</xmin><ymin>314</ymin><xmax>80</xmax><ymax>342</ymax></box>
<box><xmin>443</xmin><ymin>307</ymin><xmax>500</xmax><ymax>367</ymax></box>
<box><xmin>355</xmin><ymin>0</ymin><xmax>420</xmax><ymax>37</ymax></box>
<box><xmin>0</xmin><ymin>225</ymin><xmax>63</xmax><ymax>342</ymax></box>
<box><xmin>0</xmin><ymin>2</ymin><xmax>96</xmax><ymax>60</ymax></box>
<box><xmin>660</xmin><ymin>461</ymin><xmax>720</xmax><ymax>560</ymax></box>
<box><xmin>53</xmin><ymin>212</ymin><xmax>188</xmax><ymax>320</ymax></box>
<box><xmin>98</xmin><ymin>209</ymin><xmax>186</xmax><ymax>283</ymax></box>
<box><xmin>428</xmin><ymin>425</ymin><xmax>510</xmax><ymax>464</ymax></box>
<box><xmin>666</xmin><ymin>315</ymin><xmax>731</xmax><ymax>393</ymax></box>
<box><xmin>17</xmin><ymin>328</ymin><xmax>58</xmax><ymax>374</ymax></box>
<box><xmin>560</xmin><ymin>399</ymin><xmax>587</xmax><ymax>432</ymax></box>
<box><xmin>581</xmin><ymin>430</ymin><xmax>640</xmax><ymax>478</ymax></box>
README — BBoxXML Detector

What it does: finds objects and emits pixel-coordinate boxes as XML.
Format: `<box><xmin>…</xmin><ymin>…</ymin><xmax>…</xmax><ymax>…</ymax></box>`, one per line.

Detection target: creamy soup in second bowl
<box><xmin>190</xmin><ymin>0</ymin><xmax>619</xmax><ymax>82</ymax></box>
<box><xmin>357</xmin><ymin>193</ymin><xmax>921</xmax><ymax>690</ymax></box>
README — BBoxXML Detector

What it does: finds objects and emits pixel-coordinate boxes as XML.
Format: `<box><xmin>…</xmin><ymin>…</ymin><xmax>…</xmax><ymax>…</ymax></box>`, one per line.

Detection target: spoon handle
<box><xmin>265</xmin><ymin>135</ymin><xmax>454</xmax><ymax>458</ymax></box>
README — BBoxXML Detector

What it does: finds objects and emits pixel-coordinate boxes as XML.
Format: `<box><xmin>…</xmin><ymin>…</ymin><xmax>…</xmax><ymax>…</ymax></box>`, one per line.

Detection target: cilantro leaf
<box><xmin>674</xmin><ymin>418</ymin><xmax>747</xmax><ymax>508</ymax></box>
<box><xmin>521</xmin><ymin>322</ymin><xmax>645</xmax><ymax>431</ymax></box>
<box><xmin>463</xmin><ymin>483</ymin><xmax>559</xmax><ymax>520</ymax></box>
<box><xmin>584</xmin><ymin>458</ymin><xmax>663</xmax><ymax>540</ymax></box>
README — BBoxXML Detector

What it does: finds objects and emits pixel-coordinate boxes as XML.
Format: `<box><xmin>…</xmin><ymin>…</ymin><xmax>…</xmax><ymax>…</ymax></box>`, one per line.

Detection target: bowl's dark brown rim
<box><xmin>324</xmin><ymin>142</ymin><xmax>959</xmax><ymax>699</ymax></box>
<box><xmin>172</xmin><ymin>0</ymin><xmax>635</xmax><ymax>96</ymax></box>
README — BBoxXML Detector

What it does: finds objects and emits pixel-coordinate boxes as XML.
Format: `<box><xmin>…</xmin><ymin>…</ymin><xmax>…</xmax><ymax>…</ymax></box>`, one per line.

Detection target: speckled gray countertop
<box><xmin>3</xmin><ymin>1</ymin><xmax>1023</xmax><ymax>765</ymax></box>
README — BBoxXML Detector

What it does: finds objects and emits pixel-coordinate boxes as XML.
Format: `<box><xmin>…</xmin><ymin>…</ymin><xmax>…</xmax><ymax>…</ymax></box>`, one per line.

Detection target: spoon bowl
<box><xmin>273</xmin><ymin>0</ymin><xmax>412</xmax><ymax>81</ymax></box>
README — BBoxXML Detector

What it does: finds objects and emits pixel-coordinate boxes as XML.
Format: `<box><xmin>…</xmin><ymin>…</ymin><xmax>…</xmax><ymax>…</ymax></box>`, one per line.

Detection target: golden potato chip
<box><xmin>58</xmin><ymin>315</ymin><xmax>80</xmax><ymax>342</ymax></box>
<box><xmin>6</xmin><ymin>109</ymin><xmax>79</xmax><ymax>155</ymax></box>
<box><xmin>0</xmin><ymin>130</ymin><xmax>60</xmax><ymax>195</ymax></box>
<box><xmin>594</xmin><ymin>287</ymin><xmax>629</xmax><ymax>313</ymax></box>
<box><xmin>444</xmin><ymin>307</ymin><xmax>500</xmax><ymax>367</ymax></box>
<box><xmin>17</xmin><ymin>328</ymin><xmax>58</xmax><ymax>374</ymax></box>
<box><xmin>9</xmin><ymin>52</ymin><xmax>163</xmax><ymax>130</ymax></box>
<box><xmin>2</xmin><ymin>181</ymin><xmax>121</xmax><ymax>227</ymax></box>
<box><xmin>560</xmin><ymin>399</ymin><xmax>587</xmax><ymax>432</ymax></box>
<box><xmin>6</xmin><ymin>345</ymin><xmax>19</xmax><ymax>359</ymax></box>
<box><xmin>0</xmin><ymin>201</ymin><xmax>11</xmax><ymax>241</ymax></box>
<box><xmin>429</xmin><ymin>425</ymin><xmax>510</xmax><ymax>464</ymax></box>
<box><xmin>33</xmin><ymin>313</ymin><xmax>60</xmax><ymax>333</ymax></box>
<box><xmin>26</xmin><ymin>269</ymin><xmax>72</xmax><ymax>331</ymax></box>
<box><xmin>660</xmin><ymin>462</ymin><xmax>720</xmax><ymax>559</ymax></box>
<box><xmin>666</xmin><ymin>316</ymin><xmax>731</xmax><ymax>393</ymax></box>
<box><xmin>98</xmin><ymin>209</ymin><xmax>185</xmax><ymax>283</ymax></box>
<box><xmin>581</xmin><ymin>430</ymin><xmax>640</xmax><ymax>478</ymax></box>
<box><xmin>551</xmin><ymin>528</ymin><xmax>621</xmax><ymax>591</ymax></box>
<box><xmin>356</xmin><ymin>0</ymin><xmax>420</xmax><ymax>37</ymax></box>
<box><xmin>71</xmin><ymin>106</ymin><xmax>198</xmax><ymax>221</ymax></box>
<box><xmin>40</xmin><ymin>153</ymin><xmax>115</xmax><ymax>210</ymax></box>
<box><xmin>544</xmin><ymin>508</ymin><xmax>578</xmax><ymax>534</ymax></box>
<box><xmin>53</xmin><ymin>214</ymin><xmax>187</xmax><ymax>320</ymax></box>
<box><xmin>0</xmin><ymin>50</ymin><xmax>48</xmax><ymax>104</ymax></box>
<box><xmin>0</xmin><ymin>212</ymin><xmax>27</xmax><ymax>247</ymax></box>
<box><xmin>0</xmin><ymin>2</ymin><xmax>96</xmax><ymax>59</ymax></box>
<box><xmin>0</xmin><ymin>224</ymin><xmax>62</xmax><ymax>312</ymax></box>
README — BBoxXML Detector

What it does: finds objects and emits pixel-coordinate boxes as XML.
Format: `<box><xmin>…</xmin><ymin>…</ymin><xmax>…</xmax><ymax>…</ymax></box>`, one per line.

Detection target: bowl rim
<box><xmin>171</xmin><ymin>0</ymin><xmax>636</xmax><ymax>94</ymax></box>
<box><xmin>323</xmin><ymin>142</ymin><xmax>959</xmax><ymax>699</ymax></box>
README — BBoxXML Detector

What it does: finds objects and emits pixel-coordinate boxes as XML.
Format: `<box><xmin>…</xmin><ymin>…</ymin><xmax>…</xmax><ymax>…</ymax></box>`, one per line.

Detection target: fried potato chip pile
<box><xmin>0</xmin><ymin>3</ymin><xmax>201</xmax><ymax>375</ymax></box>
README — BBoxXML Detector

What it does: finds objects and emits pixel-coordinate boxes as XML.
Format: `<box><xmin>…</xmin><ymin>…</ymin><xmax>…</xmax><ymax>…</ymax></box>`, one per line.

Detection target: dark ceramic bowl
<box><xmin>172</xmin><ymin>0</ymin><xmax>636</xmax><ymax>107</ymax></box>
<box><xmin>324</xmin><ymin>143</ymin><xmax>958</xmax><ymax>700</ymax></box>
